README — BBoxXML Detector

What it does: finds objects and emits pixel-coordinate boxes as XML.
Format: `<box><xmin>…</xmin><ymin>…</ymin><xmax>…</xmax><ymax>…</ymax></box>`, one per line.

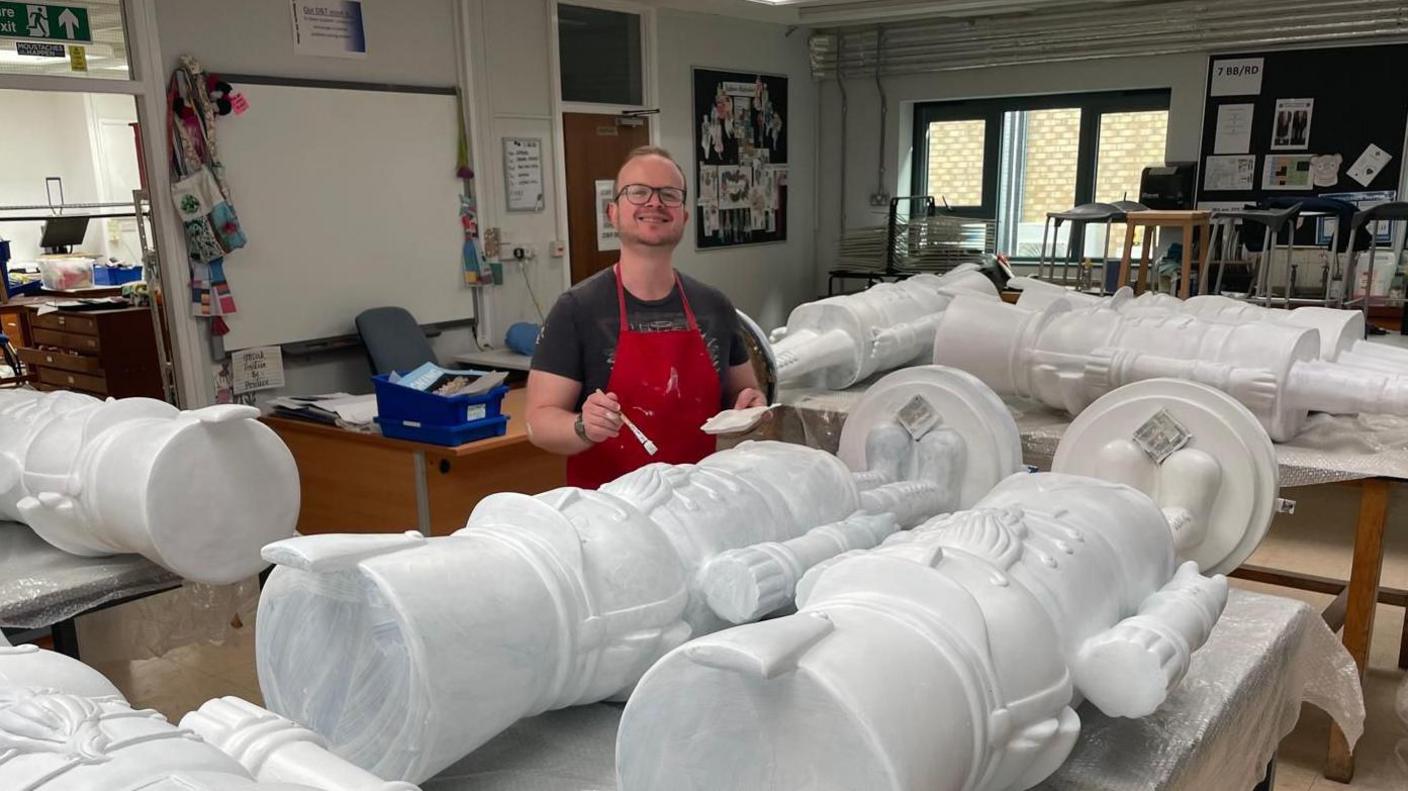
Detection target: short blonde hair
<box><xmin>614</xmin><ymin>145</ymin><xmax>687</xmax><ymax>193</ymax></box>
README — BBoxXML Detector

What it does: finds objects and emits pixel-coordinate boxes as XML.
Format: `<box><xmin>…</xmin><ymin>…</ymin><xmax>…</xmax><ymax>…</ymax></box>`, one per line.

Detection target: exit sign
<box><xmin>0</xmin><ymin>3</ymin><xmax>92</xmax><ymax>44</ymax></box>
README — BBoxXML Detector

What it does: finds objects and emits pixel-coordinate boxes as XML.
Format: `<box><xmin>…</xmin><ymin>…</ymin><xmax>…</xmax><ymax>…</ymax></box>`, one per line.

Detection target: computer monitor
<box><xmin>39</xmin><ymin>216</ymin><xmax>91</xmax><ymax>252</ymax></box>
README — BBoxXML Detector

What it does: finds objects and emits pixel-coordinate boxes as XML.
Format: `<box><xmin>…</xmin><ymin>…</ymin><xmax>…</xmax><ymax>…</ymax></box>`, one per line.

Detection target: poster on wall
<box><xmin>693</xmin><ymin>67</ymin><xmax>787</xmax><ymax>249</ymax></box>
<box><xmin>1263</xmin><ymin>154</ymin><xmax>1314</xmax><ymax>190</ymax></box>
<box><xmin>290</xmin><ymin>0</ymin><xmax>367</xmax><ymax>58</ymax></box>
<box><xmin>1270</xmin><ymin>98</ymin><xmax>1313</xmax><ymax>150</ymax></box>
<box><xmin>503</xmin><ymin>137</ymin><xmax>544</xmax><ymax>212</ymax></box>
<box><xmin>594</xmin><ymin>179</ymin><xmax>619</xmax><ymax>252</ymax></box>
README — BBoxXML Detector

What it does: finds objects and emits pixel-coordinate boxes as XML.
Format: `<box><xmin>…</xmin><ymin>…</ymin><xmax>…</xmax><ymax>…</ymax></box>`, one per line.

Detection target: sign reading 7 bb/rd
<box><xmin>0</xmin><ymin>3</ymin><xmax>92</xmax><ymax>44</ymax></box>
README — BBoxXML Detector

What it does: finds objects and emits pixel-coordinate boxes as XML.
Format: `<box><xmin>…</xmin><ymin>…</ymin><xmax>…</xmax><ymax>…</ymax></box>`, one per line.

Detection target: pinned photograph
<box><xmin>719</xmin><ymin>166</ymin><xmax>751</xmax><ymax>210</ymax></box>
<box><xmin>1263</xmin><ymin>154</ymin><xmax>1313</xmax><ymax>190</ymax></box>
<box><xmin>1270</xmin><ymin>98</ymin><xmax>1313</xmax><ymax>151</ymax></box>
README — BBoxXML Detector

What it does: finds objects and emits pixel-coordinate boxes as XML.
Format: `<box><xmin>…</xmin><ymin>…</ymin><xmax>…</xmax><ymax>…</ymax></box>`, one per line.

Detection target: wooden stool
<box><xmin>1116</xmin><ymin>210</ymin><xmax>1213</xmax><ymax>298</ymax></box>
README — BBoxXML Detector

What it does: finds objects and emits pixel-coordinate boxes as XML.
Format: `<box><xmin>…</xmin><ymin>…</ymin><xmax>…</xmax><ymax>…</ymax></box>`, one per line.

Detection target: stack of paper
<box><xmin>391</xmin><ymin>363</ymin><xmax>508</xmax><ymax>397</ymax></box>
<box><xmin>266</xmin><ymin>392</ymin><xmax>378</xmax><ymax>427</ymax></box>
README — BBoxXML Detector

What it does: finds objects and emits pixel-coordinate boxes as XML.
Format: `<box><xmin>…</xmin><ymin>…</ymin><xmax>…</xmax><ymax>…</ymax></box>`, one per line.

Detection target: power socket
<box><xmin>869</xmin><ymin>192</ymin><xmax>892</xmax><ymax>207</ymax></box>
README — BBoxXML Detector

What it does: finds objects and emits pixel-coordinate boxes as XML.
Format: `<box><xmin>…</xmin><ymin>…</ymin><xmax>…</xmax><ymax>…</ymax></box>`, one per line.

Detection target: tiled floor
<box><xmin>73</xmin><ymin>482</ymin><xmax>1408</xmax><ymax>789</ymax></box>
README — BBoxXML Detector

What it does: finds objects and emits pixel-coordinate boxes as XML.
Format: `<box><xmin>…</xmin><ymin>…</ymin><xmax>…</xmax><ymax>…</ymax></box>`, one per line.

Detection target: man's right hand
<box><xmin>581</xmin><ymin>390</ymin><xmax>623</xmax><ymax>443</ymax></box>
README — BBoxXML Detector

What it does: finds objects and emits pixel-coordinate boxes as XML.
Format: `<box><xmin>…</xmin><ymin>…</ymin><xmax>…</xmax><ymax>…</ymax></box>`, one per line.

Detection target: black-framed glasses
<box><xmin>616</xmin><ymin>183</ymin><xmax>687</xmax><ymax>207</ymax></box>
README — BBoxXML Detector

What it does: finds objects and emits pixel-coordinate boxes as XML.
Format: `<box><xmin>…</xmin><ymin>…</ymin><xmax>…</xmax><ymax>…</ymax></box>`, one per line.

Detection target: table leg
<box><xmin>1199</xmin><ymin>221</ymin><xmax>1213</xmax><ymax>297</ymax></box>
<box><xmin>1136</xmin><ymin>226</ymin><xmax>1154</xmax><ymax>293</ymax></box>
<box><xmin>1325</xmin><ymin>477</ymin><xmax>1389</xmax><ymax>782</ymax></box>
<box><xmin>1253</xmin><ymin>757</ymin><xmax>1277</xmax><ymax>791</ymax></box>
<box><xmin>1118</xmin><ymin>221</ymin><xmax>1136</xmax><ymax>291</ymax></box>
<box><xmin>1179</xmin><ymin>222</ymin><xmax>1195</xmax><ymax>298</ymax></box>
<box><xmin>413</xmin><ymin>450</ymin><xmax>431</xmax><ymax>535</ymax></box>
<box><xmin>51</xmin><ymin>618</ymin><xmax>80</xmax><ymax>660</ymax></box>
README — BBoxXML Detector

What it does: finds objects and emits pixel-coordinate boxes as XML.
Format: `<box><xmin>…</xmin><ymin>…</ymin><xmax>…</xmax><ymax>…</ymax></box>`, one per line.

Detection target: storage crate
<box><xmin>372</xmin><ymin>372</ymin><xmax>508</xmax><ymax>426</ymax></box>
<box><xmin>376</xmin><ymin>414</ymin><xmax>509</xmax><ymax>446</ymax></box>
<box><xmin>93</xmin><ymin>265</ymin><xmax>143</xmax><ymax>286</ymax></box>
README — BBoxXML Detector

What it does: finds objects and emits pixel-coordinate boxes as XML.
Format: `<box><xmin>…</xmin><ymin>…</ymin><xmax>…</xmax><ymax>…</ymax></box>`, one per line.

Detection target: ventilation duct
<box><xmin>810</xmin><ymin>0</ymin><xmax>1408</xmax><ymax>78</ymax></box>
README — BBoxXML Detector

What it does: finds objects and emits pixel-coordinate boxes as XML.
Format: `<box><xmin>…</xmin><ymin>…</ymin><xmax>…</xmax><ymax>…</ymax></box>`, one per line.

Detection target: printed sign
<box><xmin>1210</xmin><ymin>57</ymin><xmax>1264</xmax><ymax>97</ymax></box>
<box><xmin>595</xmin><ymin>179</ymin><xmax>619</xmax><ymax>252</ymax></box>
<box><xmin>290</xmin><ymin>0</ymin><xmax>366</xmax><ymax>58</ymax></box>
<box><xmin>0</xmin><ymin>3</ymin><xmax>91</xmax><ymax>44</ymax></box>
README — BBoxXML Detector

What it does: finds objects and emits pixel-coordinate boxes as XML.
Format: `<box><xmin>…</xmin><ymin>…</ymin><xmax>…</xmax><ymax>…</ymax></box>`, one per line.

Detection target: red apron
<box><xmin>566</xmin><ymin>265</ymin><xmax>721</xmax><ymax>489</ymax></box>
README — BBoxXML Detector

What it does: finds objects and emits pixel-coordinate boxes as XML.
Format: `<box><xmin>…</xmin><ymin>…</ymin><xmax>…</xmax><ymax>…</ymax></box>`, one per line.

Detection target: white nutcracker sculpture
<box><xmin>0</xmin><ymin>632</ymin><xmax>415</xmax><ymax>790</ymax></box>
<box><xmin>771</xmin><ymin>264</ymin><xmax>999</xmax><ymax>389</ymax></box>
<box><xmin>618</xmin><ymin>379</ymin><xmax>1282</xmax><ymax>791</ymax></box>
<box><xmin>0</xmin><ymin>389</ymin><xmax>299</xmax><ymax>584</ymax></box>
<box><xmin>932</xmin><ymin>290</ymin><xmax>1408</xmax><ymax>441</ymax></box>
<box><xmin>1011</xmin><ymin>277</ymin><xmax>1408</xmax><ymax>374</ymax></box>
<box><xmin>254</xmin><ymin>366</ymin><xmax>1024</xmax><ymax>783</ymax></box>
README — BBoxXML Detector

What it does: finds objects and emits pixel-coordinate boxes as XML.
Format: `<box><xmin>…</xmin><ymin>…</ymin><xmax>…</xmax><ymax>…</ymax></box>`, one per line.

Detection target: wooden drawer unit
<box><xmin>31</xmin><ymin>312</ymin><xmax>99</xmax><ymax>335</ymax></box>
<box><xmin>22</xmin><ymin>306</ymin><xmax>165</xmax><ymax>400</ymax></box>
<box><xmin>0</xmin><ymin>306</ymin><xmax>27</xmax><ymax>347</ymax></box>
<box><xmin>32</xmin><ymin>327</ymin><xmax>101</xmax><ymax>353</ymax></box>
<box><xmin>37</xmin><ymin>366</ymin><xmax>107</xmax><ymax>394</ymax></box>
<box><xmin>16</xmin><ymin>347</ymin><xmax>103</xmax><ymax>374</ymax></box>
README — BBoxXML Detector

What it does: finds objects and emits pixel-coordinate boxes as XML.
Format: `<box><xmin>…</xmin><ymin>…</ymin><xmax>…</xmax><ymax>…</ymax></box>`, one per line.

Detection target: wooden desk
<box><xmin>1116</xmin><ymin>210</ymin><xmax>1212</xmax><ymax>298</ymax></box>
<box><xmin>264</xmin><ymin>388</ymin><xmax>566</xmax><ymax>536</ymax></box>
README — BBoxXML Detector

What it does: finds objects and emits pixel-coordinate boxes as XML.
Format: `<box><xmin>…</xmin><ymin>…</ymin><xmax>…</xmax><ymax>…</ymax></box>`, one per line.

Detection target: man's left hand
<box><xmin>734</xmin><ymin>388</ymin><xmax>766</xmax><ymax>410</ymax></box>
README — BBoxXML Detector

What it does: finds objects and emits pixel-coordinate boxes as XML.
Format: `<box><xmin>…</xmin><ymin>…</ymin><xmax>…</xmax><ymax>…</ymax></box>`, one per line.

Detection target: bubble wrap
<box><xmin>0</xmin><ymin>520</ymin><xmax>180</xmax><ymax>629</ymax></box>
<box><xmin>0</xmin><ymin>521</ymin><xmax>258</xmax><ymax>660</ymax></box>
<box><xmin>775</xmin><ymin>383</ymin><xmax>1408</xmax><ymax>488</ymax></box>
<box><xmin>424</xmin><ymin>590</ymin><xmax>1363</xmax><ymax>790</ymax></box>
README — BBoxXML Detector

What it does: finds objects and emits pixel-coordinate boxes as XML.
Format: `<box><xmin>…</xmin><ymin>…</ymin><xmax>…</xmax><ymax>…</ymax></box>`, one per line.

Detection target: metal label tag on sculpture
<box><xmin>0</xmin><ymin>390</ymin><xmax>299</xmax><ymax>584</ymax></box>
<box><xmin>617</xmin><ymin>379</ymin><xmax>1282</xmax><ymax>791</ymax></box>
<box><xmin>254</xmin><ymin>366</ymin><xmax>1025</xmax><ymax>783</ymax></box>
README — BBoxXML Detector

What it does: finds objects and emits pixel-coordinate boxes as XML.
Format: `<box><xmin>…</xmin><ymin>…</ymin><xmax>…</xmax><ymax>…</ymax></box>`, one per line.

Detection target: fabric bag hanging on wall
<box><xmin>168</xmin><ymin>55</ymin><xmax>245</xmax><ymax>333</ymax></box>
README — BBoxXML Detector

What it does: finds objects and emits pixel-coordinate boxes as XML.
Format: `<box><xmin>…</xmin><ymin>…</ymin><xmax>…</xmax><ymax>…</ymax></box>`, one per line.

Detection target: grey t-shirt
<box><xmin>532</xmin><ymin>268</ymin><xmax>750</xmax><ymax>410</ymax></box>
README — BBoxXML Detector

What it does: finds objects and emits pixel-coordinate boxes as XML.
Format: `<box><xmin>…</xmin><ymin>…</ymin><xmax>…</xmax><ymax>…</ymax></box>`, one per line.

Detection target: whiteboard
<box><xmin>215</xmin><ymin>81</ymin><xmax>469</xmax><ymax>350</ymax></box>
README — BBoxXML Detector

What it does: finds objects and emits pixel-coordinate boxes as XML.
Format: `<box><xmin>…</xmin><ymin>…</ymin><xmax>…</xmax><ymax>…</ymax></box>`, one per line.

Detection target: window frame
<box><xmin>553</xmin><ymin>0</ymin><xmax>654</xmax><ymax>115</ymax></box>
<box><xmin>911</xmin><ymin>88</ymin><xmax>1171</xmax><ymax>258</ymax></box>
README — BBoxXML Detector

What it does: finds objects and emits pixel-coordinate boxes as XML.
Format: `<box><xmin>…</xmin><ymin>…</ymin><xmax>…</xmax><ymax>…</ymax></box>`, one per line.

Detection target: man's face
<box><xmin>608</xmin><ymin>155</ymin><xmax>688</xmax><ymax>250</ymax></box>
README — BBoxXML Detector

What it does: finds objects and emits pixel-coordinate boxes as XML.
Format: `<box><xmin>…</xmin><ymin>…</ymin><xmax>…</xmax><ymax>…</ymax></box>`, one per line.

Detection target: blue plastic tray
<box><xmin>93</xmin><ymin>265</ymin><xmax>143</xmax><ymax>285</ymax></box>
<box><xmin>372</xmin><ymin>372</ymin><xmax>508</xmax><ymax>426</ymax></box>
<box><xmin>376</xmin><ymin>414</ymin><xmax>509</xmax><ymax>446</ymax></box>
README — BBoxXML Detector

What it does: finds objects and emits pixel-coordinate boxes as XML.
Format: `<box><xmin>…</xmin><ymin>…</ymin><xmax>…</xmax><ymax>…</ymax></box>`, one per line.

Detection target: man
<box><xmin>526</xmin><ymin>146</ymin><xmax>766</xmax><ymax>489</ymax></box>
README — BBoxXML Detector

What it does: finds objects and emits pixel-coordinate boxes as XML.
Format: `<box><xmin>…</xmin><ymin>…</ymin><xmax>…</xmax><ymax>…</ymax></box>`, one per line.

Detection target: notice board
<box><xmin>692</xmin><ymin>68</ymin><xmax>788</xmax><ymax>249</ymax></box>
<box><xmin>1197</xmin><ymin>44</ymin><xmax>1408</xmax><ymax>210</ymax></box>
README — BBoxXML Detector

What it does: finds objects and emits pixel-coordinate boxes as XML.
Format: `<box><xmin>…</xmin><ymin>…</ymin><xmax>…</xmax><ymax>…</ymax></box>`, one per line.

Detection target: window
<box><xmin>0</xmin><ymin>0</ymin><xmax>130</xmax><ymax>81</ymax></box>
<box><xmin>557</xmin><ymin>4</ymin><xmax>643</xmax><ymax>106</ymax></box>
<box><xmin>1086</xmin><ymin>109</ymin><xmax>1171</xmax><ymax>258</ymax></box>
<box><xmin>924</xmin><ymin>119</ymin><xmax>985</xmax><ymax>206</ymax></box>
<box><xmin>913</xmin><ymin>90</ymin><xmax>1170</xmax><ymax>260</ymax></box>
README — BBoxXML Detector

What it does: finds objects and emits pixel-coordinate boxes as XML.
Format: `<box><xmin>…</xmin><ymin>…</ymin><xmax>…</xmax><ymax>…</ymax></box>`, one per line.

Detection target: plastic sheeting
<box><xmin>0</xmin><ymin>521</ymin><xmax>259</xmax><ymax>659</ymax></box>
<box><xmin>425</xmin><ymin>590</ymin><xmax>1363</xmax><ymax>790</ymax></box>
<box><xmin>0</xmin><ymin>520</ymin><xmax>180</xmax><ymax>629</ymax></box>
<box><xmin>775</xmin><ymin>382</ymin><xmax>1408</xmax><ymax>488</ymax></box>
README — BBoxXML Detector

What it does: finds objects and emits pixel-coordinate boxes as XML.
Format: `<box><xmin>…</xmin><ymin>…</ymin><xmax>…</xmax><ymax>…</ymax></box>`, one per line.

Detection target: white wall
<box><xmin>656</xmin><ymin>8</ymin><xmax>817</xmax><ymax>329</ymax></box>
<box><xmin>153</xmin><ymin>0</ymin><xmax>478</xmax><ymax>400</ymax></box>
<box><xmin>146</xmin><ymin>0</ymin><xmax>816</xmax><ymax>400</ymax></box>
<box><xmin>463</xmin><ymin>0</ymin><xmax>568</xmax><ymax>342</ymax></box>
<box><xmin>465</xmin><ymin>1</ymin><xmax>816</xmax><ymax>337</ymax></box>
<box><xmin>815</xmin><ymin>53</ymin><xmax>1209</xmax><ymax>289</ymax></box>
<box><xmin>0</xmin><ymin>89</ymin><xmax>108</xmax><ymax>261</ymax></box>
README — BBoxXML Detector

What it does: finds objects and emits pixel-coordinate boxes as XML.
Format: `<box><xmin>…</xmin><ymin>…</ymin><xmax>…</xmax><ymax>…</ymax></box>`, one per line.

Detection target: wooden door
<box><xmin>563</xmin><ymin>112</ymin><xmax>651</xmax><ymax>284</ymax></box>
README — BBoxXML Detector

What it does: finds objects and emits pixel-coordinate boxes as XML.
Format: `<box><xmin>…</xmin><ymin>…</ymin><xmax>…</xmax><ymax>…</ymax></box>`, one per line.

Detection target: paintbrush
<box><xmin>596</xmin><ymin>389</ymin><xmax>657</xmax><ymax>456</ymax></box>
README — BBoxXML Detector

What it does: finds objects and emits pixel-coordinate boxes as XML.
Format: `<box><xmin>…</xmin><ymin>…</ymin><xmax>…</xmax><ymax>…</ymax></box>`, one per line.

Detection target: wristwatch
<box><xmin>574</xmin><ymin>413</ymin><xmax>593</xmax><ymax>444</ymax></box>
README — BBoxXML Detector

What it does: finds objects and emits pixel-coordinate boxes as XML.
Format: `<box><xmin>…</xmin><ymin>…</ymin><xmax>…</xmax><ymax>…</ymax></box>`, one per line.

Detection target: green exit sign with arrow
<box><xmin>0</xmin><ymin>3</ymin><xmax>92</xmax><ymax>44</ymax></box>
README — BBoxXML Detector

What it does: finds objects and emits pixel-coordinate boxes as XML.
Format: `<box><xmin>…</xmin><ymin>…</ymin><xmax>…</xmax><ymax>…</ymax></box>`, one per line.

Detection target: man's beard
<box><xmin>621</xmin><ymin>224</ymin><xmax>684</xmax><ymax>248</ymax></box>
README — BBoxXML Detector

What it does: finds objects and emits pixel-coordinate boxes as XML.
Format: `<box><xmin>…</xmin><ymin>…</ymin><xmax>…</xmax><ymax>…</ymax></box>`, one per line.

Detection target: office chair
<box><xmin>355</xmin><ymin>307</ymin><xmax>438</xmax><ymax>376</ymax></box>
